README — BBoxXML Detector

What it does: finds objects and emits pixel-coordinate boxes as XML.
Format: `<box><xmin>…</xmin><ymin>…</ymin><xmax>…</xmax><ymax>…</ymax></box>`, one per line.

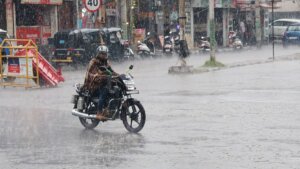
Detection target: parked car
<box><xmin>282</xmin><ymin>23</ymin><xmax>300</xmax><ymax>47</ymax></box>
<box><xmin>51</xmin><ymin>28</ymin><xmax>102</xmax><ymax>66</ymax></box>
<box><xmin>269</xmin><ymin>19</ymin><xmax>300</xmax><ymax>41</ymax></box>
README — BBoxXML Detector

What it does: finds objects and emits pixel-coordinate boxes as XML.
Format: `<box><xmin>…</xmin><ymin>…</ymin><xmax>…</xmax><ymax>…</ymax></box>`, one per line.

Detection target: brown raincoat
<box><xmin>82</xmin><ymin>58</ymin><xmax>117</xmax><ymax>94</ymax></box>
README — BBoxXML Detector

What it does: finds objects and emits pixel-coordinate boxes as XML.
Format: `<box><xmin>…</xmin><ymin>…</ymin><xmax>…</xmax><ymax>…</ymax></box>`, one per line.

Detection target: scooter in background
<box><xmin>228</xmin><ymin>31</ymin><xmax>243</xmax><ymax>50</ymax></box>
<box><xmin>163</xmin><ymin>35</ymin><xmax>173</xmax><ymax>56</ymax></box>
<box><xmin>122</xmin><ymin>40</ymin><xmax>135</xmax><ymax>60</ymax></box>
<box><xmin>198</xmin><ymin>36</ymin><xmax>210</xmax><ymax>53</ymax></box>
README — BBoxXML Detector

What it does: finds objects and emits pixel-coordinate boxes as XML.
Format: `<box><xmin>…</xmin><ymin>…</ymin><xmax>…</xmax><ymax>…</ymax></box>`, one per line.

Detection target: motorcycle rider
<box><xmin>82</xmin><ymin>45</ymin><xmax>119</xmax><ymax>120</ymax></box>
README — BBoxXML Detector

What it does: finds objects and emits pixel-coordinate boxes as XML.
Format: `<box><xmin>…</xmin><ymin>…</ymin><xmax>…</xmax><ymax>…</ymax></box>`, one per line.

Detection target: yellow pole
<box><xmin>0</xmin><ymin>43</ymin><xmax>2</xmax><ymax>82</ymax></box>
<box><xmin>25</xmin><ymin>45</ymin><xmax>29</xmax><ymax>88</ymax></box>
<box><xmin>35</xmin><ymin>41</ymin><xmax>39</xmax><ymax>87</ymax></box>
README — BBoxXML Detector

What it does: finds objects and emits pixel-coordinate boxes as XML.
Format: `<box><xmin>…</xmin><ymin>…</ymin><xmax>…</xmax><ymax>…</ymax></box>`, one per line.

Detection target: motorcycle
<box><xmin>137</xmin><ymin>41</ymin><xmax>150</xmax><ymax>58</ymax></box>
<box><xmin>136</xmin><ymin>40</ymin><xmax>154</xmax><ymax>58</ymax></box>
<box><xmin>198</xmin><ymin>36</ymin><xmax>210</xmax><ymax>53</ymax></box>
<box><xmin>228</xmin><ymin>31</ymin><xmax>243</xmax><ymax>50</ymax></box>
<box><xmin>173</xmin><ymin>34</ymin><xmax>181</xmax><ymax>54</ymax></box>
<box><xmin>122</xmin><ymin>40</ymin><xmax>135</xmax><ymax>60</ymax></box>
<box><xmin>163</xmin><ymin>35</ymin><xmax>173</xmax><ymax>56</ymax></box>
<box><xmin>71</xmin><ymin>65</ymin><xmax>146</xmax><ymax>133</ymax></box>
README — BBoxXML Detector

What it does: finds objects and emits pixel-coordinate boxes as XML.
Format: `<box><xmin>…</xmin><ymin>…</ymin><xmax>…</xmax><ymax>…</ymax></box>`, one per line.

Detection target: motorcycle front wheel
<box><xmin>121</xmin><ymin>101</ymin><xmax>146</xmax><ymax>133</ymax></box>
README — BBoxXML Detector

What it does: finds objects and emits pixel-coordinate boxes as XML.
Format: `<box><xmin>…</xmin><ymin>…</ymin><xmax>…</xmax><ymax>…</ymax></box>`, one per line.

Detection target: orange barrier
<box><xmin>0</xmin><ymin>39</ymin><xmax>40</xmax><ymax>88</ymax></box>
<box><xmin>15</xmin><ymin>49</ymin><xmax>64</xmax><ymax>86</ymax></box>
<box><xmin>0</xmin><ymin>39</ymin><xmax>64</xmax><ymax>88</ymax></box>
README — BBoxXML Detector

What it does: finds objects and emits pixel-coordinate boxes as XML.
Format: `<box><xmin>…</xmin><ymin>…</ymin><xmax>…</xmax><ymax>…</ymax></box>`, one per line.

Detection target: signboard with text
<box><xmin>84</xmin><ymin>0</ymin><xmax>102</xmax><ymax>12</ymax></box>
<box><xmin>4</xmin><ymin>58</ymin><xmax>33</xmax><ymax>76</ymax></box>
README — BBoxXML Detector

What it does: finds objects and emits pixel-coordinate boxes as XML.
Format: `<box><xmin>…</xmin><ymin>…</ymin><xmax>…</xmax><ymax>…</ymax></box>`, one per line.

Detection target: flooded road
<box><xmin>1</xmin><ymin>47</ymin><xmax>300</xmax><ymax>169</ymax></box>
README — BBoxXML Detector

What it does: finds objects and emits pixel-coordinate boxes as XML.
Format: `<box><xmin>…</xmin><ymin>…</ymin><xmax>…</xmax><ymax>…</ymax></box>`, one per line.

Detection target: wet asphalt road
<box><xmin>1</xmin><ymin>47</ymin><xmax>300</xmax><ymax>169</ymax></box>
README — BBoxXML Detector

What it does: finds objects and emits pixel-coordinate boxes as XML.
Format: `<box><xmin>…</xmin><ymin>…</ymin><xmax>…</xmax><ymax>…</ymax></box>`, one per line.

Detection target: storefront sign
<box><xmin>16</xmin><ymin>26</ymin><xmax>41</xmax><ymax>45</ymax></box>
<box><xmin>21</xmin><ymin>0</ymin><xmax>63</xmax><ymax>5</ymax></box>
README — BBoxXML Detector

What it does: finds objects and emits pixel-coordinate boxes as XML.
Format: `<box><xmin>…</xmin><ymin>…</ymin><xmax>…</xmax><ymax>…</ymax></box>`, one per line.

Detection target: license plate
<box><xmin>165</xmin><ymin>49</ymin><xmax>170</xmax><ymax>52</ymax></box>
<box><xmin>67</xmin><ymin>57</ymin><xmax>72</xmax><ymax>60</ymax></box>
<box><xmin>289</xmin><ymin>37</ymin><xmax>298</xmax><ymax>40</ymax></box>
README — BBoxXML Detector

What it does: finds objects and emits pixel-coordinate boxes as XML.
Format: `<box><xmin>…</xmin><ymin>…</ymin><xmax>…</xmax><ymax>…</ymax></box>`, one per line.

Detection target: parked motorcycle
<box><xmin>198</xmin><ymin>36</ymin><xmax>210</xmax><ymax>53</ymax></box>
<box><xmin>163</xmin><ymin>35</ymin><xmax>173</xmax><ymax>56</ymax></box>
<box><xmin>228</xmin><ymin>31</ymin><xmax>243</xmax><ymax>50</ymax></box>
<box><xmin>71</xmin><ymin>65</ymin><xmax>146</xmax><ymax>133</ymax></box>
<box><xmin>136</xmin><ymin>32</ymin><xmax>156</xmax><ymax>58</ymax></box>
<box><xmin>122</xmin><ymin>40</ymin><xmax>135</xmax><ymax>60</ymax></box>
<box><xmin>173</xmin><ymin>34</ymin><xmax>181</xmax><ymax>54</ymax></box>
<box><xmin>137</xmin><ymin>40</ymin><xmax>155</xmax><ymax>58</ymax></box>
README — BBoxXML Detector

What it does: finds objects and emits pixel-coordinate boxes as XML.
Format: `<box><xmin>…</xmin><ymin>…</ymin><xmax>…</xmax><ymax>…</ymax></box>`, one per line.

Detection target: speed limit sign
<box><xmin>84</xmin><ymin>0</ymin><xmax>102</xmax><ymax>12</ymax></box>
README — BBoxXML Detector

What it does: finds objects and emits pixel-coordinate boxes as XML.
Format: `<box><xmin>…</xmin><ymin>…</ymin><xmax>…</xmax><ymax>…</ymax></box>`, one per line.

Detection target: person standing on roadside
<box><xmin>239</xmin><ymin>20</ymin><xmax>246</xmax><ymax>45</ymax></box>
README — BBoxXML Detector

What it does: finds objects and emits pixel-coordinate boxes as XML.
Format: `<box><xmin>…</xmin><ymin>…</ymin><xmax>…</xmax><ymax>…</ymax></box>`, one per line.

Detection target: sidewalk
<box><xmin>187</xmin><ymin>44</ymin><xmax>300</xmax><ymax>74</ymax></box>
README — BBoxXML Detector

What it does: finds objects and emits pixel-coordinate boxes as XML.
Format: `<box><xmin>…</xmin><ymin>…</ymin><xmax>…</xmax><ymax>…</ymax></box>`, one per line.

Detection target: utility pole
<box><xmin>179</xmin><ymin>0</ymin><xmax>185</xmax><ymax>39</ymax></box>
<box><xmin>271</xmin><ymin>0</ymin><xmax>274</xmax><ymax>60</ymax></box>
<box><xmin>209</xmin><ymin>0</ymin><xmax>216</xmax><ymax>62</ymax></box>
<box><xmin>255</xmin><ymin>0</ymin><xmax>262</xmax><ymax>48</ymax></box>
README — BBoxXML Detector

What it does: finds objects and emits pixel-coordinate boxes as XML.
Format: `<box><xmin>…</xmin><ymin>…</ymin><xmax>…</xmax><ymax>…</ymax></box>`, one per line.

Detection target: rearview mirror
<box><xmin>129</xmin><ymin>65</ymin><xmax>133</xmax><ymax>70</ymax></box>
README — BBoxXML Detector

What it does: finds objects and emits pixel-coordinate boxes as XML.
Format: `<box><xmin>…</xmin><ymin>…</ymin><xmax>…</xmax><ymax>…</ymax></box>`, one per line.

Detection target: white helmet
<box><xmin>96</xmin><ymin>45</ymin><xmax>109</xmax><ymax>55</ymax></box>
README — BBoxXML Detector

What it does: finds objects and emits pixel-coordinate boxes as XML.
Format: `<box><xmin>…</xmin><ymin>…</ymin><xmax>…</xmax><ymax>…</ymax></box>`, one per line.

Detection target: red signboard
<box><xmin>16</xmin><ymin>26</ymin><xmax>41</xmax><ymax>45</ymax></box>
<box><xmin>8</xmin><ymin>59</ymin><xmax>20</xmax><ymax>74</ymax></box>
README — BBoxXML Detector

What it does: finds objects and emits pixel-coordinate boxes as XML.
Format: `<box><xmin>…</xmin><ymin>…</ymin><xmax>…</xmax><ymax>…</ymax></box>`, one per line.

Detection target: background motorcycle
<box><xmin>122</xmin><ymin>40</ymin><xmax>135</xmax><ymax>60</ymax></box>
<box><xmin>228</xmin><ymin>31</ymin><xmax>243</xmax><ymax>50</ymax></box>
<box><xmin>173</xmin><ymin>34</ymin><xmax>181</xmax><ymax>54</ymax></box>
<box><xmin>136</xmin><ymin>32</ymin><xmax>156</xmax><ymax>58</ymax></box>
<box><xmin>71</xmin><ymin>65</ymin><xmax>146</xmax><ymax>133</ymax></box>
<box><xmin>163</xmin><ymin>35</ymin><xmax>173</xmax><ymax>56</ymax></box>
<box><xmin>198</xmin><ymin>36</ymin><xmax>210</xmax><ymax>53</ymax></box>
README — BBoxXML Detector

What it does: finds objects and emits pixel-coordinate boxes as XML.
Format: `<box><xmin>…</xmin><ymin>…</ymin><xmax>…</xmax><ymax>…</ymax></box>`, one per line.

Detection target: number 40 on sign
<box><xmin>84</xmin><ymin>0</ymin><xmax>102</xmax><ymax>12</ymax></box>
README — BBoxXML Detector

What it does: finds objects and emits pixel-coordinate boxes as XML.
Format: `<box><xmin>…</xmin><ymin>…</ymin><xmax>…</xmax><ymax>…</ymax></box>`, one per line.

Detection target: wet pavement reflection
<box><xmin>1</xmin><ymin>47</ymin><xmax>300</xmax><ymax>169</ymax></box>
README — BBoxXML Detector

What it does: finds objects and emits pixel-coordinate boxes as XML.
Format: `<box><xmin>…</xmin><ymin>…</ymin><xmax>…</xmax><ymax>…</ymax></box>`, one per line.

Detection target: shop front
<box><xmin>192</xmin><ymin>0</ymin><xmax>238</xmax><ymax>47</ymax></box>
<box><xmin>14</xmin><ymin>0</ymin><xmax>62</xmax><ymax>45</ymax></box>
<box><xmin>0</xmin><ymin>0</ymin><xmax>7</xmax><ymax>30</ymax></box>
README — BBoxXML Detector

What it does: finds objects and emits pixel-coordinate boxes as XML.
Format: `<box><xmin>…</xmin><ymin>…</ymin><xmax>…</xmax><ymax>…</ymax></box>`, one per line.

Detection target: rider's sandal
<box><xmin>96</xmin><ymin>111</ymin><xmax>108</xmax><ymax>121</ymax></box>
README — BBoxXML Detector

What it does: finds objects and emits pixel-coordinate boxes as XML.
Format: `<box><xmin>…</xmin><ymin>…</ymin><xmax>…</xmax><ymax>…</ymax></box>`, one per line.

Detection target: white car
<box><xmin>269</xmin><ymin>19</ymin><xmax>300</xmax><ymax>40</ymax></box>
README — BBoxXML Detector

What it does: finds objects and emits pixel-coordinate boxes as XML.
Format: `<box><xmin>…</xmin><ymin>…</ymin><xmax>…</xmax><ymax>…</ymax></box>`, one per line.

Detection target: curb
<box><xmin>191</xmin><ymin>53</ymin><xmax>300</xmax><ymax>74</ymax></box>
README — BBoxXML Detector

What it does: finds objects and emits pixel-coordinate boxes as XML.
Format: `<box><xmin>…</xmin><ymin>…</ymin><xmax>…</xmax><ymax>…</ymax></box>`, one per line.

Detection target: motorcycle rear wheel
<box><xmin>79</xmin><ymin>117</ymin><xmax>100</xmax><ymax>129</ymax></box>
<box><xmin>121</xmin><ymin>101</ymin><xmax>146</xmax><ymax>133</ymax></box>
<box><xmin>78</xmin><ymin>102</ymin><xmax>100</xmax><ymax>129</ymax></box>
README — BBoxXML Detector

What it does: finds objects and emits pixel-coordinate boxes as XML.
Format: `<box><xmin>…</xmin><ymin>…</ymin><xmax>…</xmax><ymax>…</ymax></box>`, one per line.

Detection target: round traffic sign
<box><xmin>84</xmin><ymin>0</ymin><xmax>102</xmax><ymax>12</ymax></box>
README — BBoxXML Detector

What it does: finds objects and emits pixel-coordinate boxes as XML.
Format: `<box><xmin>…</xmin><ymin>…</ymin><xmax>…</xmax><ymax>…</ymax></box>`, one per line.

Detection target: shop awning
<box><xmin>21</xmin><ymin>0</ymin><xmax>63</xmax><ymax>5</ymax></box>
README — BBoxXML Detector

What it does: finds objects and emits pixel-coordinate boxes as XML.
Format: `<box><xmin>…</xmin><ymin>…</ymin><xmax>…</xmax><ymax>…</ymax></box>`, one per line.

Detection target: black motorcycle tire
<box><xmin>77</xmin><ymin>102</ymin><xmax>100</xmax><ymax>129</ymax></box>
<box><xmin>121</xmin><ymin>101</ymin><xmax>146</xmax><ymax>133</ymax></box>
<box><xmin>79</xmin><ymin>117</ymin><xmax>100</xmax><ymax>129</ymax></box>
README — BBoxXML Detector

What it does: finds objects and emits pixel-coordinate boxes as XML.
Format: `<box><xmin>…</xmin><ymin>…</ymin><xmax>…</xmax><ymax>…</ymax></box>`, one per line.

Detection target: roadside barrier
<box><xmin>0</xmin><ymin>39</ymin><xmax>40</xmax><ymax>88</ymax></box>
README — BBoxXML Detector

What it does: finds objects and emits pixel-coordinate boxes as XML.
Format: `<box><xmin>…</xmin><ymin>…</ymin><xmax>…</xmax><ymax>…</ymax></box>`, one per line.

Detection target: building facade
<box><xmin>1</xmin><ymin>0</ymin><xmax>128</xmax><ymax>44</ymax></box>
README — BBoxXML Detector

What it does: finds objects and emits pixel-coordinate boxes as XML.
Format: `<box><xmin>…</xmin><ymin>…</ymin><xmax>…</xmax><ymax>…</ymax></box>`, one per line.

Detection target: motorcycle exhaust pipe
<box><xmin>72</xmin><ymin>109</ymin><xmax>97</xmax><ymax>119</ymax></box>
